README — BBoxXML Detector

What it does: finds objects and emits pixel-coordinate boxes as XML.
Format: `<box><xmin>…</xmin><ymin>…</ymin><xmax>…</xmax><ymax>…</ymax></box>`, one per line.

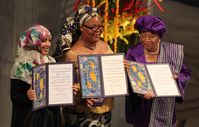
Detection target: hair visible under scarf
<box><xmin>53</xmin><ymin>5</ymin><xmax>100</xmax><ymax>58</ymax></box>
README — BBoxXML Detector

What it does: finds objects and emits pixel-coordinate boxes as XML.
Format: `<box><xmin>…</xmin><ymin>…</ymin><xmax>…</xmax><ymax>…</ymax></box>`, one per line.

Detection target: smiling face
<box><xmin>140</xmin><ymin>31</ymin><xmax>160</xmax><ymax>52</ymax></box>
<box><xmin>80</xmin><ymin>16</ymin><xmax>103</xmax><ymax>43</ymax></box>
<box><xmin>40</xmin><ymin>38</ymin><xmax>51</xmax><ymax>55</ymax></box>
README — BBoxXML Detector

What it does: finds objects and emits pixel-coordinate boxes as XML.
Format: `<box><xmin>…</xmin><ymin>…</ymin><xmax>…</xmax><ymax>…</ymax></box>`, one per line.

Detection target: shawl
<box><xmin>149</xmin><ymin>41</ymin><xmax>184</xmax><ymax>127</ymax></box>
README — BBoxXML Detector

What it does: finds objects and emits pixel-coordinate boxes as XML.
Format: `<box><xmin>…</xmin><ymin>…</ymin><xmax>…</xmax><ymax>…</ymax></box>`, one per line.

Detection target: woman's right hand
<box><xmin>72</xmin><ymin>83</ymin><xmax>80</xmax><ymax>95</ymax></box>
<box><xmin>27</xmin><ymin>88</ymin><xmax>36</xmax><ymax>100</ymax></box>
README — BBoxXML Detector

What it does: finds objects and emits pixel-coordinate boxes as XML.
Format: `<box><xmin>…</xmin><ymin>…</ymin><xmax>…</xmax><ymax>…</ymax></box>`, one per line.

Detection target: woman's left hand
<box><xmin>172</xmin><ymin>73</ymin><xmax>178</xmax><ymax>80</ymax></box>
<box><xmin>123</xmin><ymin>60</ymin><xmax>130</xmax><ymax>70</ymax></box>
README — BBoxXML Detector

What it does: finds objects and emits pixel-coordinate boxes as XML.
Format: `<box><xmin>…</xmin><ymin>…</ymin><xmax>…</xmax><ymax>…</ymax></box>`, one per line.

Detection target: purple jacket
<box><xmin>125</xmin><ymin>43</ymin><xmax>191</xmax><ymax>127</ymax></box>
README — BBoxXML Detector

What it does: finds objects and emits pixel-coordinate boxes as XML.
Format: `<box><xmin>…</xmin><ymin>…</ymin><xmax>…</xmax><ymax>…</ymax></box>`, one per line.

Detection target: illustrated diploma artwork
<box><xmin>127</xmin><ymin>61</ymin><xmax>181</xmax><ymax>97</ymax></box>
<box><xmin>78</xmin><ymin>54</ymin><xmax>128</xmax><ymax>98</ymax></box>
<box><xmin>127</xmin><ymin>62</ymin><xmax>152</xmax><ymax>94</ymax></box>
<box><xmin>78</xmin><ymin>55</ymin><xmax>103</xmax><ymax>98</ymax></box>
<box><xmin>33</xmin><ymin>64</ymin><xmax>47</xmax><ymax>110</ymax></box>
<box><xmin>32</xmin><ymin>63</ymin><xmax>74</xmax><ymax>110</ymax></box>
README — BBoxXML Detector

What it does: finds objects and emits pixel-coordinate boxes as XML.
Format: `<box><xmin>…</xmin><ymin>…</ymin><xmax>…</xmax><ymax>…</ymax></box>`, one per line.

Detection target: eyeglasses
<box><xmin>83</xmin><ymin>24</ymin><xmax>104</xmax><ymax>32</ymax></box>
<box><xmin>140</xmin><ymin>33</ymin><xmax>159</xmax><ymax>41</ymax></box>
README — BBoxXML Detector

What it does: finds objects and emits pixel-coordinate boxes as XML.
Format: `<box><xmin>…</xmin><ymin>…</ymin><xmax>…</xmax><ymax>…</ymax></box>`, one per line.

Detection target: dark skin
<box><xmin>71</xmin><ymin>16</ymin><xmax>107</xmax><ymax>55</ymax></box>
<box><xmin>123</xmin><ymin>31</ymin><xmax>178</xmax><ymax>100</ymax></box>
<box><xmin>140</xmin><ymin>31</ymin><xmax>160</xmax><ymax>62</ymax></box>
<box><xmin>63</xmin><ymin>16</ymin><xmax>112</xmax><ymax>108</ymax></box>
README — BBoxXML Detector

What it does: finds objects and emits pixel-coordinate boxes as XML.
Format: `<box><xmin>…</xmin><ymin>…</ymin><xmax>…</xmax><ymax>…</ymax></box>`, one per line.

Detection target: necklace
<box><xmin>81</xmin><ymin>40</ymin><xmax>96</xmax><ymax>50</ymax></box>
<box><xmin>144</xmin><ymin>46</ymin><xmax>160</xmax><ymax>55</ymax></box>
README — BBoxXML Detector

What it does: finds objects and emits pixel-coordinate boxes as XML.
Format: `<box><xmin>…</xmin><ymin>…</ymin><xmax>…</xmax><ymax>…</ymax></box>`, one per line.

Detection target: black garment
<box><xmin>10</xmin><ymin>79</ymin><xmax>61</xmax><ymax>127</ymax></box>
<box><xmin>24</xmin><ymin>107</ymin><xmax>61</xmax><ymax>127</ymax></box>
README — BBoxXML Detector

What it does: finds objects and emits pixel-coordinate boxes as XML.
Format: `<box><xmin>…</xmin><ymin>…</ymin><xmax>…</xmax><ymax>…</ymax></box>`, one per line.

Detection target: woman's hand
<box><xmin>123</xmin><ymin>60</ymin><xmax>130</xmax><ymax>70</ymax></box>
<box><xmin>72</xmin><ymin>83</ymin><xmax>80</xmax><ymax>95</ymax></box>
<box><xmin>86</xmin><ymin>98</ymin><xmax>99</xmax><ymax>108</ymax></box>
<box><xmin>27</xmin><ymin>88</ymin><xmax>36</xmax><ymax>100</ymax></box>
<box><xmin>143</xmin><ymin>90</ymin><xmax>154</xmax><ymax>100</ymax></box>
<box><xmin>172</xmin><ymin>73</ymin><xmax>178</xmax><ymax>80</ymax></box>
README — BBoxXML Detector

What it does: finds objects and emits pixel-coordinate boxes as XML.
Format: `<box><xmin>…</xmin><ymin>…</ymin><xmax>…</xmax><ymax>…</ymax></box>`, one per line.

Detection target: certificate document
<box><xmin>146</xmin><ymin>64</ymin><xmax>180</xmax><ymax>96</ymax></box>
<box><xmin>78</xmin><ymin>53</ymin><xmax>128</xmax><ymax>98</ymax></box>
<box><xmin>32</xmin><ymin>62</ymin><xmax>74</xmax><ymax>110</ymax></box>
<box><xmin>101</xmin><ymin>54</ymin><xmax>128</xmax><ymax>96</ymax></box>
<box><xmin>127</xmin><ymin>61</ymin><xmax>181</xmax><ymax>97</ymax></box>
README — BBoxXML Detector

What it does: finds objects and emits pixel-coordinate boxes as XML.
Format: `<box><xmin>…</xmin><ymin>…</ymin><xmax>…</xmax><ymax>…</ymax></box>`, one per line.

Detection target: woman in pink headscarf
<box><xmin>10</xmin><ymin>25</ymin><xmax>61</xmax><ymax>127</ymax></box>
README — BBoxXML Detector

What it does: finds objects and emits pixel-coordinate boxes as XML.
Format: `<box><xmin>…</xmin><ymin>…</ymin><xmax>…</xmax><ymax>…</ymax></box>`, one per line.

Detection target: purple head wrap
<box><xmin>134</xmin><ymin>15</ymin><xmax>166</xmax><ymax>38</ymax></box>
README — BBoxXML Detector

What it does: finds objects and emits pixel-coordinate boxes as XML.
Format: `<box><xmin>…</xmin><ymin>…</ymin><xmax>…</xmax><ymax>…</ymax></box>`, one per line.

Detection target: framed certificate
<box><xmin>78</xmin><ymin>53</ymin><xmax>128</xmax><ymax>98</ymax></box>
<box><xmin>127</xmin><ymin>61</ymin><xmax>181</xmax><ymax>97</ymax></box>
<box><xmin>32</xmin><ymin>62</ymin><xmax>74</xmax><ymax>110</ymax></box>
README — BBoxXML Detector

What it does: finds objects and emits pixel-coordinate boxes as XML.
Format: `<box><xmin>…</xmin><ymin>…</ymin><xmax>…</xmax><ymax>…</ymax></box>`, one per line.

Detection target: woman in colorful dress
<box><xmin>54</xmin><ymin>5</ymin><xmax>113</xmax><ymax>127</ymax></box>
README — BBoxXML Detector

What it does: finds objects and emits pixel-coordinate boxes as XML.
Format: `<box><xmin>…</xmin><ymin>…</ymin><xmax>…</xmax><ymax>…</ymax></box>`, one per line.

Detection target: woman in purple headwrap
<box><xmin>125</xmin><ymin>15</ymin><xmax>191</xmax><ymax>127</ymax></box>
<box><xmin>10</xmin><ymin>25</ymin><xmax>61</xmax><ymax>127</ymax></box>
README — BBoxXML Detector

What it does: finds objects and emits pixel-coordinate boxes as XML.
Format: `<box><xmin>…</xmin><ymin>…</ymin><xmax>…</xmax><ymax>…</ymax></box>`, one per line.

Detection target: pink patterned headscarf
<box><xmin>19</xmin><ymin>24</ymin><xmax>52</xmax><ymax>52</ymax></box>
<box><xmin>10</xmin><ymin>25</ymin><xmax>55</xmax><ymax>84</ymax></box>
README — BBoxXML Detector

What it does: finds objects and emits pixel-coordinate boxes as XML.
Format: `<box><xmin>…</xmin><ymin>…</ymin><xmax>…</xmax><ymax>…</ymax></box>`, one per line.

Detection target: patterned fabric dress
<box><xmin>53</xmin><ymin>5</ymin><xmax>114</xmax><ymax>127</ymax></box>
<box><xmin>62</xmin><ymin>46</ymin><xmax>113</xmax><ymax>127</ymax></box>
